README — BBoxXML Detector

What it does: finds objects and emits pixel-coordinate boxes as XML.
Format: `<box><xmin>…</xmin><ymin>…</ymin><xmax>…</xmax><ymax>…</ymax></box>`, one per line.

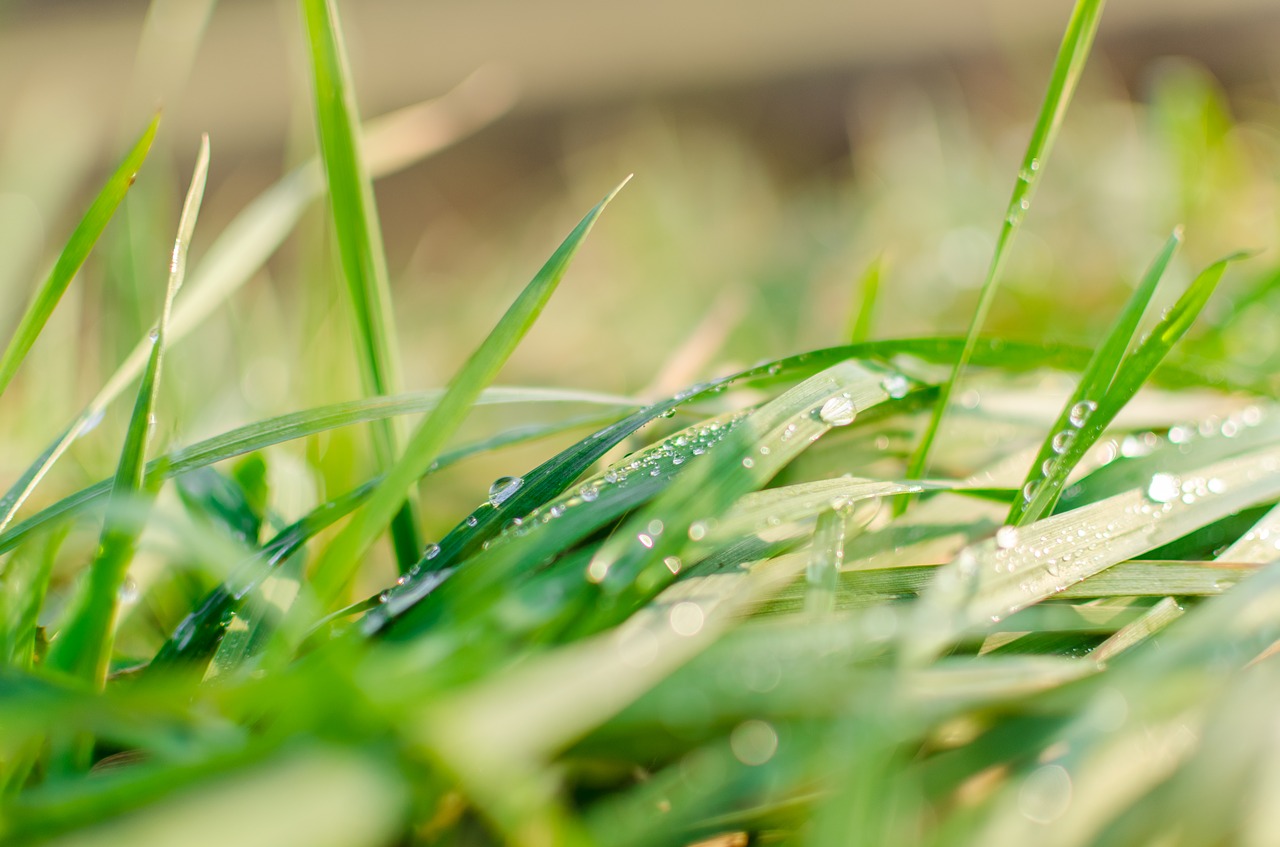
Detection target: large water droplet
<box><xmin>1146</xmin><ymin>473</ymin><xmax>1180</xmax><ymax>504</ymax></box>
<box><xmin>488</xmin><ymin>476</ymin><xmax>523</xmax><ymax>507</ymax></box>
<box><xmin>423</xmin><ymin>543</ymin><xmax>441</xmax><ymax>560</ymax></box>
<box><xmin>1068</xmin><ymin>400</ymin><xmax>1097</xmax><ymax>428</ymax></box>
<box><xmin>1051</xmin><ymin>430</ymin><xmax>1074</xmax><ymax>454</ymax></box>
<box><xmin>818</xmin><ymin>396</ymin><xmax>857</xmax><ymax>427</ymax></box>
<box><xmin>995</xmin><ymin>526</ymin><xmax>1020</xmax><ymax>549</ymax></box>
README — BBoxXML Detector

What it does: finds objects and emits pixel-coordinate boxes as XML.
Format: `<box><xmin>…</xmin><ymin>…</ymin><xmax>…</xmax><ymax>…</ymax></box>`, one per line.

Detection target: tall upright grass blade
<box><xmin>1007</xmin><ymin>228</ymin><xmax>1182</xmax><ymax>525</ymax></box>
<box><xmin>905</xmin><ymin>0</ymin><xmax>1108</xmax><ymax>489</ymax></box>
<box><xmin>300</xmin><ymin>0</ymin><xmax>420</xmax><ymax>570</ymax></box>
<box><xmin>45</xmin><ymin>135</ymin><xmax>210</xmax><ymax>686</ymax></box>
<box><xmin>0</xmin><ymin>116</ymin><xmax>158</xmax><ymax>403</ymax></box>
<box><xmin>309</xmin><ymin>178</ymin><xmax>630</xmax><ymax>608</ymax></box>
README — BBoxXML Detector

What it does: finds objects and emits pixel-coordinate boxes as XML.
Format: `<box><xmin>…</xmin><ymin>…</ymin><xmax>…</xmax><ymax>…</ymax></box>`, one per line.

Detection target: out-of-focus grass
<box><xmin>2</xmin><ymin>0</ymin><xmax>1280</xmax><ymax>845</ymax></box>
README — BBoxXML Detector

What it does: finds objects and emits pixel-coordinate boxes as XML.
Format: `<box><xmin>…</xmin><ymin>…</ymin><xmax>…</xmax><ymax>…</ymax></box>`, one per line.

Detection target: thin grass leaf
<box><xmin>0</xmin><ymin>528</ymin><xmax>66</xmax><ymax>669</ymax></box>
<box><xmin>44</xmin><ymin>136</ymin><xmax>210</xmax><ymax>686</ymax></box>
<box><xmin>906</xmin><ymin>0</ymin><xmax>1108</xmax><ymax>488</ymax></box>
<box><xmin>1089</xmin><ymin>596</ymin><xmax>1183</xmax><ymax>664</ymax></box>
<box><xmin>1008</xmin><ymin>229</ymin><xmax>1182</xmax><ymax>525</ymax></box>
<box><xmin>1013</xmin><ymin>251</ymin><xmax>1251</xmax><ymax>525</ymax></box>
<box><xmin>847</xmin><ymin>254</ymin><xmax>883</xmax><ymax>343</ymax></box>
<box><xmin>308</xmin><ymin>177</ymin><xmax>630</xmax><ymax>608</ymax></box>
<box><xmin>300</xmin><ymin>0</ymin><xmax>419</xmax><ymax>570</ymax></box>
<box><xmin>0</xmin><ymin>116</ymin><xmax>159</xmax><ymax>404</ymax></box>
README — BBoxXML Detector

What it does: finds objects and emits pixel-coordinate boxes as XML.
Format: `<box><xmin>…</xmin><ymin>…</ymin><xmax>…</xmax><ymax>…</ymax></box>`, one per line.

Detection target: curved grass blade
<box><xmin>45</xmin><ymin>136</ymin><xmax>209</xmax><ymax>689</ymax></box>
<box><xmin>906</xmin><ymin>0</ymin><xmax>1109</xmax><ymax>488</ymax></box>
<box><xmin>1012</xmin><ymin>250</ymin><xmax>1250</xmax><ymax>526</ymax></box>
<box><xmin>0</xmin><ymin>115</ymin><xmax>159</xmax><ymax>404</ymax></box>
<box><xmin>308</xmin><ymin>177</ymin><xmax>630</xmax><ymax>608</ymax></box>
<box><xmin>301</xmin><ymin>0</ymin><xmax>419</xmax><ymax>569</ymax></box>
<box><xmin>1008</xmin><ymin>228</ymin><xmax>1182</xmax><ymax>525</ymax></box>
<box><xmin>0</xmin><ymin>389</ymin><xmax>633</xmax><ymax>557</ymax></box>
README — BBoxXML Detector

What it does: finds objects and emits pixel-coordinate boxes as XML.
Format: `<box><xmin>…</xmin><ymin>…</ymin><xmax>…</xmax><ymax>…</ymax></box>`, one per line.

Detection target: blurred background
<box><xmin>0</xmin><ymin>0</ymin><xmax>1278</xmax><ymax>549</ymax></box>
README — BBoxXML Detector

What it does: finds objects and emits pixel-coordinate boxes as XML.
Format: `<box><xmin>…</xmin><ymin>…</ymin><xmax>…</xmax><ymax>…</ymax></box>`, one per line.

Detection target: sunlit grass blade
<box><xmin>906</xmin><ymin>0</ymin><xmax>1108</xmax><ymax>489</ymax></box>
<box><xmin>903</xmin><ymin>435</ymin><xmax>1280</xmax><ymax>664</ymax></box>
<box><xmin>1014</xmin><ymin>250</ymin><xmax>1250</xmax><ymax>525</ymax></box>
<box><xmin>0</xmin><ymin>115</ymin><xmax>158</xmax><ymax>404</ymax></box>
<box><xmin>308</xmin><ymin>177</ymin><xmax>629</xmax><ymax>609</ymax></box>
<box><xmin>45</xmin><ymin>136</ymin><xmax>210</xmax><ymax>687</ymax></box>
<box><xmin>300</xmin><ymin>0</ymin><xmax>419</xmax><ymax>570</ymax></box>
<box><xmin>1008</xmin><ymin>228</ymin><xmax>1182</xmax><ymax>525</ymax></box>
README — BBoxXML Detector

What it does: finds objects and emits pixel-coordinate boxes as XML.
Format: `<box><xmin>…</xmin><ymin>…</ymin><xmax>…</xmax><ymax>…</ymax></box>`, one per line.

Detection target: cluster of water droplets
<box><xmin>1022</xmin><ymin>399</ymin><xmax>1098</xmax><ymax>507</ymax></box>
<box><xmin>1004</xmin><ymin>157</ymin><xmax>1040</xmax><ymax>227</ymax></box>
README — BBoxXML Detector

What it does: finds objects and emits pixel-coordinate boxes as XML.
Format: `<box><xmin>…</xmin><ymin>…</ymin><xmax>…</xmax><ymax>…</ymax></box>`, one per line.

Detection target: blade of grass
<box><xmin>847</xmin><ymin>254</ymin><xmax>883</xmax><ymax>343</ymax></box>
<box><xmin>45</xmin><ymin>135</ymin><xmax>210</xmax><ymax>686</ymax></box>
<box><xmin>0</xmin><ymin>115</ymin><xmax>158</xmax><ymax>403</ymax></box>
<box><xmin>1014</xmin><ymin>250</ymin><xmax>1250</xmax><ymax>525</ymax></box>
<box><xmin>300</xmin><ymin>0</ymin><xmax>419</xmax><ymax>570</ymax></box>
<box><xmin>309</xmin><ymin>177</ymin><xmax>630</xmax><ymax>608</ymax></box>
<box><xmin>1008</xmin><ymin>228</ymin><xmax>1182</xmax><ymax>525</ymax></box>
<box><xmin>905</xmin><ymin>0</ymin><xmax>1108</xmax><ymax>490</ymax></box>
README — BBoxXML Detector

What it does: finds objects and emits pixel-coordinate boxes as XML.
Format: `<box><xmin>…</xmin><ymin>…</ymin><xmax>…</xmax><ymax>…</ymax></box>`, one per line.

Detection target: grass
<box><xmin>1</xmin><ymin>0</ymin><xmax>1280</xmax><ymax>845</ymax></box>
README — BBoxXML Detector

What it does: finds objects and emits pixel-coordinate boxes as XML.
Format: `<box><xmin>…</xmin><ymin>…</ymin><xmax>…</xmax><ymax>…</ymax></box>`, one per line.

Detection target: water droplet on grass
<box><xmin>881</xmin><ymin>374</ymin><xmax>909</xmax><ymax>399</ymax></box>
<box><xmin>1068</xmin><ymin>400</ymin><xmax>1097</xmax><ymax>428</ymax></box>
<box><xmin>488</xmin><ymin>476</ymin><xmax>523</xmax><ymax>507</ymax></box>
<box><xmin>995</xmin><ymin>526</ymin><xmax>1020</xmax><ymax>549</ymax></box>
<box><xmin>1147</xmin><ymin>473</ymin><xmax>1180</xmax><ymax>504</ymax></box>
<box><xmin>818</xmin><ymin>396</ymin><xmax>857</xmax><ymax>426</ymax></box>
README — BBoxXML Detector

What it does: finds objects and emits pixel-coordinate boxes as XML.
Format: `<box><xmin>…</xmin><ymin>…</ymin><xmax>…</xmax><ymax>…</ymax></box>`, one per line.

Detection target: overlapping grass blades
<box><xmin>44</xmin><ymin>135</ymin><xmax>210</xmax><ymax>686</ymax></box>
<box><xmin>308</xmin><ymin>177</ymin><xmax>630</xmax><ymax>608</ymax></box>
<box><xmin>907</xmin><ymin>0</ymin><xmax>1108</xmax><ymax>485</ymax></box>
<box><xmin>301</xmin><ymin>0</ymin><xmax>420</xmax><ymax>569</ymax></box>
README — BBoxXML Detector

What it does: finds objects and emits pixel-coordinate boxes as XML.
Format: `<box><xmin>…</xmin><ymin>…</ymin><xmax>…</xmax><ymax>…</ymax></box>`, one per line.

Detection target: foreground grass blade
<box><xmin>1008</xmin><ymin>229</ymin><xmax>1182</xmax><ymax>525</ymax></box>
<box><xmin>301</xmin><ymin>0</ymin><xmax>419</xmax><ymax>569</ymax></box>
<box><xmin>45</xmin><ymin>136</ymin><xmax>210</xmax><ymax>686</ymax></box>
<box><xmin>0</xmin><ymin>115</ymin><xmax>159</xmax><ymax>404</ymax></box>
<box><xmin>904</xmin><ymin>433</ymin><xmax>1280</xmax><ymax>664</ymax></box>
<box><xmin>906</xmin><ymin>0</ymin><xmax>1108</xmax><ymax>487</ymax></box>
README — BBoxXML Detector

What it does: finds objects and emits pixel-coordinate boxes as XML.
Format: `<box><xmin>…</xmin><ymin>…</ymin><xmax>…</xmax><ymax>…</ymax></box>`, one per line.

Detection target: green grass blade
<box><xmin>905</xmin><ymin>0</ymin><xmax>1108</xmax><ymax>487</ymax></box>
<box><xmin>0</xmin><ymin>115</ymin><xmax>159</xmax><ymax>404</ymax></box>
<box><xmin>45</xmin><ymin>135</ymin><xmax>210</xmax><ymax>686</ymax></box>
<box><xmin>1014</xmin><ymin>250</ymin><xmax>1250</xmax><ymax>525</ymax></box>
<box><xmin>1008</xmin><ymin>228</ymin><xmax>1182</xmax><ymax>525</ymax></box>
<box><xmin>309</xmin><ymin>177</ymin><xmax>630</xmax><ymax>607</ymax></box>
<box><xmin>300</xmin><ymin>0</ymin><xmax>419</xmax><ymax>570</ymax></box>
<box><xmin>847</xmin><ymin>254</ymin><xmax>883</xmax><ymax>343</ymax></box>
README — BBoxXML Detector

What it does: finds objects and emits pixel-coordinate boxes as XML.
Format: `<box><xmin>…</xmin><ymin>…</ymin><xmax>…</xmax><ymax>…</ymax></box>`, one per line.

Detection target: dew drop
<box><xmin>423</xmin><ymin>543</ymin><xmax>441</xmax><ymax>560</ymax></box>
<box><xmin>465</xmin><ymin>515</ymin><xmax>479</xmax><ymax>528</ymax></box>
<box><xmin>1146</xmin><ymin>473</ymin><xmax>1180</xmax><ymax>504</ymax></box>
<box><xmin>741</xmin><ymin>457</ymin><xmax>755</xmax><ymax>469</ymax></box>
<box><xmin>117</xmin><ymin>577</ymin><xmax>139</xmax><ymax>604</ymax></box>
<box><xmin>881</xmin><ymin>374</ymin><xmax>910</xmax><ymax>399</ymax></box>
<box><xmin>1051</xmin><ymin>430</ymin><xmax>1074</xmax><ymax>454</ymax></box>
<box><xmin>1068</xmin><ymin>400</ymin><xmax>1097</xmax><ymax>428</ymax></box>
<box><xmin>995</xmin><ymin>526</ymin><xmax>1020</xmax><ymax>549</ymax></box>
<box><xmin>818</xmin><ymin>396</ymin><xmax>857</xmax><ymax>427</ymax></box>
<box><xmin>580</xmin><ymin>486</ymin><xmax>599</xmax><ymax>502</ymax></box>
<box><xmin>488</xmin><ymin>476</ymin><xmax>523</xmax><ymax>507</ymax></box>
